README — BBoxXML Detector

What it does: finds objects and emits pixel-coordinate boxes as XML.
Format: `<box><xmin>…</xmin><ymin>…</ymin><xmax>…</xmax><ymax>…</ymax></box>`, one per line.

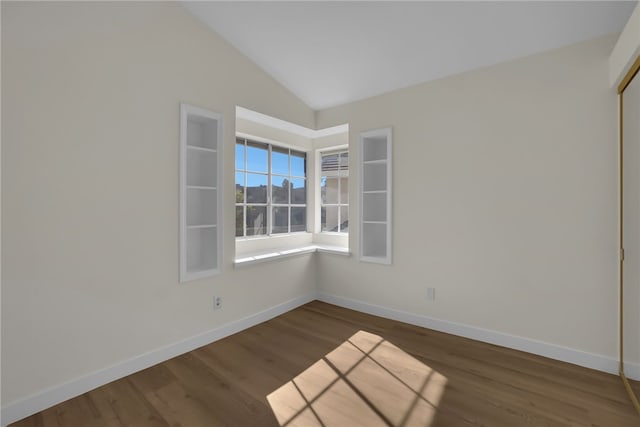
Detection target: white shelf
<box><xmin>187</xmin><ymin>185</ymin><xmax>216</xmax><ymax>190</ymax></box>
<box><xmin>360</xmin><ymin>127</ymin><xmax>392</xmax><ymax>265</ymax></box>
<box><xmin>187</xmin><ymin>145</ymin><xmax>217</xmax><ymax>153</ymax></box>
<box><xmin>180</xmin><ymin>104</ymin><xmax>223</xmax><ymax>282</ymax></box>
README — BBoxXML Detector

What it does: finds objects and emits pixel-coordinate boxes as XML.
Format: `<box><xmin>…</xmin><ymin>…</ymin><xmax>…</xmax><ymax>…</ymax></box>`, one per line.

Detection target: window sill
<box><xmin>235</xmin><ymin>232</ymin><xmax>311</xmax><ymax>241</ymax></box>
<box><xmin>314</xmin><ymin>245</ymin><xmax>350</xmax><ymax>256</ymax></box>
<box><xmin>234</xmin><ymin>244</ymin><xmax>350</xmax><ymax>267</ymax></box>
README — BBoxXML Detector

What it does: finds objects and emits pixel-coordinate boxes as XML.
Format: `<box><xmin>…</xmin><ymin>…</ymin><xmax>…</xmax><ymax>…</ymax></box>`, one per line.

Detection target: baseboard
<box><xmin>316</xmin><ymin>293</ymin><xmax>626</xmax><ymax>379</ymax></box>
<box><xmin>0</xmin><ymin>292</ymin><xmax>317</xmax><ymax>427</ymax></box>
<box><xmin>624</xmin><ymin>361</ymin><xmax>640</xmax><ymax>381</ymax></box>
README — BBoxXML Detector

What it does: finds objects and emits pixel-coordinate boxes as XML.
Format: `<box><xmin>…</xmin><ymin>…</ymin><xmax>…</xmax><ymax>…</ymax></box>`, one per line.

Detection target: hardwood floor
<box><xmin>11</xmin><ymin>301</ymin><xmax>640</xmax><ymax>426</ymax></box>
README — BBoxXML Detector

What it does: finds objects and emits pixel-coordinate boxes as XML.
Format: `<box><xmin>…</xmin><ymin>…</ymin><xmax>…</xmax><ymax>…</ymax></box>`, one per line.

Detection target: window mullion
<box><xmin>267</xmin><ymin>145</ymin><xmax>272</xmax><ymax>236</ymax></box>
<box><xmin>243</xmin><ymin>139</ymin><xmax>247</xmax><ymax>237</ymax></box>
<box><xmin>245</xmin><ymin>139</ymin><xmax>249</xmax><ymax>237</ymax></box>
<box><xmin>288</xmin><ymin>148</ymin><xmax>291</xmax><ymax>234</ymax></box>
<box><xmin>337</xmin><ymin>163</ymin><xmax>341</xmax><ymax>232</ymax></box>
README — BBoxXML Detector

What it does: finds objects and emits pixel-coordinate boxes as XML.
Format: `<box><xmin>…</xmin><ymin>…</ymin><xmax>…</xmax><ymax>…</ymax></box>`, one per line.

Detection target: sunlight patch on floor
<box><xmin>267</xmin><ymin>330</ymin><xmax>448</xmax><ymax>427</ymax></box>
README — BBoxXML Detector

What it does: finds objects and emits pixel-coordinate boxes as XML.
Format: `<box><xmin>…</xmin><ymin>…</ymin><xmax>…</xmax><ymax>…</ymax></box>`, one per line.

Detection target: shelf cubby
<box><xmin>363</xmin><ymin>163</ymin><xmax>387</xmax><ymax>192</ymax></box>
<box><xmin>187</xmin><ymin>148</ymin><xmax>217</xmax><ymax>187</ymax></box>
<box><xmin>362</xmin><ymin>192</ymin><xmax>387</xmax><ymax>222</ymax></box>
<box><xmin>180</xmin><ymin>104</ymin><xmax>223</xmax><ymax>282</ymax></box>
<box><xmin>187</xmin><ymin>116</ymin><xmax>218</xmax><ymax>150</ymax></box>
<box><xmin>186</xmin><ymin>188</ymin><xmax>217</xmax><ymax>227</ymax></box>
<box><xmin>186</xmin><ymin>227</ymin><xmax>218</xmax><ymax>273</ymax></box>
<box><xmin>362</xmin><ymin>222</ymin><xmax>388</xmax><ymax>259</ymax></box>
<box><xmin>360</xmin><ymin>128</ymin><xmax>392</xmax><ymax>264</ymax></box>
<box><xmin>362</xmin><ymin>136</ymin><xmax>388</xmax><ymax>162</ymax></box>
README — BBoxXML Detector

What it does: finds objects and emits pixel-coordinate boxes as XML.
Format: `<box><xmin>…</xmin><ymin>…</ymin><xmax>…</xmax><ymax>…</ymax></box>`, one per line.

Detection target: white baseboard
<box><xmin>624</xmin><ymin>361</ymin><xmax>640</xmax><ymax>381</ymax></box>
<box><xmin>1</xmin><ymin>293</ymin><xmax>317</xmax><ymax>427</ymax></box>
<box><xmin>316</xmin><ymin>293</ymin><xmax>630</xmax><ymax>379</ymax></box>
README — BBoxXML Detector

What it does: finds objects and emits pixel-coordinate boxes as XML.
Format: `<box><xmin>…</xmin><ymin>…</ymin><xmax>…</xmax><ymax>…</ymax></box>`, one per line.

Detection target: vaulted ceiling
<box><xmin>185</xmin><ymin>1</ymin><xmax>637</xmax><ymax>110</ymax></box>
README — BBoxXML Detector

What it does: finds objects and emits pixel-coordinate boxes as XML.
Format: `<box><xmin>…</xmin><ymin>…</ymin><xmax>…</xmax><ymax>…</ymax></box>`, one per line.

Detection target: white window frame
<box><xmin>318</xmin><ymin>146</ymin><xmax>349</xmax><ymax>235</ymax></box>
<box><xmin>236</xmin><ymin>136</ymin><xmax>307</xmax><ymax>239</ymax></box>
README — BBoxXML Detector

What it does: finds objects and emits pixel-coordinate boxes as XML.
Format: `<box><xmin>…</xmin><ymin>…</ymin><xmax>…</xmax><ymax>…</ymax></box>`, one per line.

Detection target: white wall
<box><xmin>610</xmin><ymin>1</ymin><xmax>640</xmax><ymax>88</ymax></box>
<box><xmin>1</xmin><ymin>1</ymin><xmax>317</xmax><ymax>410</ymax></box>
<box><xmin>316</xmin><ymin>35</ymin><xmax>619</xmax><ymax>360</ymax></box>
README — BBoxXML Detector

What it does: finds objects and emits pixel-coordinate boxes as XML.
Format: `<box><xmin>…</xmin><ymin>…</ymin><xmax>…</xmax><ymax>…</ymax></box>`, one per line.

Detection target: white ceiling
<box><xmin>184</xmin><ymin>1</ymin><xmax>637</xmax><ymax>110</ymax></box>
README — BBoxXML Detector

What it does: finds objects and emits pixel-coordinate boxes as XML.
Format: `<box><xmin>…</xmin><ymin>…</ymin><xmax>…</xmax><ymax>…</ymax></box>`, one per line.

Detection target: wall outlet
<box><xmin>426</xmin><ymin>287</ymin><xmax>436</xmax><ymax>301</ymax></box>
<box><xmin>213</xmin><ymin>296</ymin><xmax>222</xmax><ymax>310</ymax></box>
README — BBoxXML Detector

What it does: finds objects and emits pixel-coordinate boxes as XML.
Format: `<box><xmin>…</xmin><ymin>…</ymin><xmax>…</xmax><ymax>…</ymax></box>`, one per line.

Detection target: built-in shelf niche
<box><xmin>360</xmin><ymin>128</ymin><xmax>392</xmax><ymax>264</ymax></box>
<box><xmin>180</xmin><ymin>103</ymin><xmax>223</xmax><ymax>282</ymax></box>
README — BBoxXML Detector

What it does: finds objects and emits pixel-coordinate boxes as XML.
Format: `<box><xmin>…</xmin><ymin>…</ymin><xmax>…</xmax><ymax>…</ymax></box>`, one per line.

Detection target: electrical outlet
<box><xmin>426</xmin><ymin>287</ymin><xmax>436</xmax><ymax>301</ymax></box>
<box><xmin>214</xmin><ymin>296</ymin><xmax>222</xmax><ymax>310</ymax></box>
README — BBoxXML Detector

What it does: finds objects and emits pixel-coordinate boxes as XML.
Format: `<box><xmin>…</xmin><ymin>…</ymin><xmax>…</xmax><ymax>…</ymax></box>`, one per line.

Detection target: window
<box><xmin>236</xmin><ymin>137</ymin><xmax>307</xmax><ymax>237</ymax></box>
<box><xmin>321</xmin><ymin>150</ymin><xmax>349</xmax><ymax>233</ymax></box>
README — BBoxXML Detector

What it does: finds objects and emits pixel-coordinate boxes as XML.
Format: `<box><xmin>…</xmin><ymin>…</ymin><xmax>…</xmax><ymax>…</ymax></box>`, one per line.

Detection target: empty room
<box><xmin>3</xmin><ymin>1</ymin><xmax>640</xmax><ymax>426</ymax></box>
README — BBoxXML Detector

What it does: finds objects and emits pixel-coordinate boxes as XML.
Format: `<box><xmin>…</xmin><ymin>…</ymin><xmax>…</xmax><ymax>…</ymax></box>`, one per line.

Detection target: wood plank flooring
<box><xmin>10</xmin><ymin>301</ymin><xmax>640</xmax><ymax>426</ymax></box>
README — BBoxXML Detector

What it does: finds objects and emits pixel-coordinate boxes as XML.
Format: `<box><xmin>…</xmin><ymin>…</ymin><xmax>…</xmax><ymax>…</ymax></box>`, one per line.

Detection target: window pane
<box><xmin>291</xmin><ymin>178</ymin><xmax>306</xmax><ymax>204</ymax></box>
<box><xmin>235</xmin><ymin>172</ymin><xmax>245</xmax><ymax>203</ymax></box>
<box><xmin>321</xmin><ymin>206</ymin><xmax>339</xmax><ymax>232</ymax></box>
<box><xmin>246</xmin><ymin>206</ymin><xmax>266</xmax><ymax>236</ymax></box>
<box><xmin>320</xmin><ymin>177</ymin><xmax>326</xmax><ymax>203</ymax></box>
<box><xmin>246</xmin><ymin>141</ymin><xmax>268</xmax><ymax>173</ymax></box>
<box><xmin>246</xmin><ymin>173</ymin><xmax>267</xmax><ymax>203</ymax></box>
<box><xmin>235</xmin><ymin>142</ymin><xmax>245</xmax><ymax>171</ymax></box>
<box><xmin>321</xmin><ymin>153</ymin><xmax>339</xmax><ymax>173</ymax></box>
<box><xmin>323</xmin><ymin>177</ymin><xmax>339</xmax><ymax>204</ymax></box>
<box><xmin>291</xmin><ymin>207</ymin><xmax>306</xmax><ymax>232</ymax></box>
<box><xmin>272</xmin><ymin>206</ymin><xmax>289</xmax><ymax>234</ymax></box>
<box><xmin>291</xmin><ymin>151</ymin><xmax>306</xmax><ymax>177</ymax></box>
<box><xmin>272</xmin><ymin>176</ymin><xmax>290</xmax><ymax>204</ymax></box>
<box><xmin>235</xmin><ymin>206</ymin><xmax>244</xmax><ymax>237</ymax></box>
<box><xmin>340</xmin><ymin>206</ymin><xmax>349</xmax><ymax>233</ymax></box>
<box><xmin>271</xmin><ymin>146</ymin><xmax>289</xmax><ymax>176</ymax></box>
<box><xmin>235</xmin><ymin>140</ymin><xmax>309</xmax><ymax>238</ymax></box>
<box><xmin>339</xmin><ymin>177</ymin><xmax>348</xmax><ymax>205</ymax></box>
<box><xmin>339</xmin><ymin>151</ymin><xmax>349</xmax><ymax>171</ymax></box>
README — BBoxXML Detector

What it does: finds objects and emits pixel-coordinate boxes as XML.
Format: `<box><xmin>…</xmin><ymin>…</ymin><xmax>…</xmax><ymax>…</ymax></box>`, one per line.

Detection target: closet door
<box><xmin>621</xmin><ymin>63</ymin><xmax>640</xmax><ymax>395</ymax></box>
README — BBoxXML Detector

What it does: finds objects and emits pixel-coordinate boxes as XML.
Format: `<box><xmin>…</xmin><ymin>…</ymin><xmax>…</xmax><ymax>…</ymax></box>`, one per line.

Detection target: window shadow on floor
<box><xmin>267</xmin><ymin>330</ymin><xmax>448</xmax><ymax>426</ymax></box>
